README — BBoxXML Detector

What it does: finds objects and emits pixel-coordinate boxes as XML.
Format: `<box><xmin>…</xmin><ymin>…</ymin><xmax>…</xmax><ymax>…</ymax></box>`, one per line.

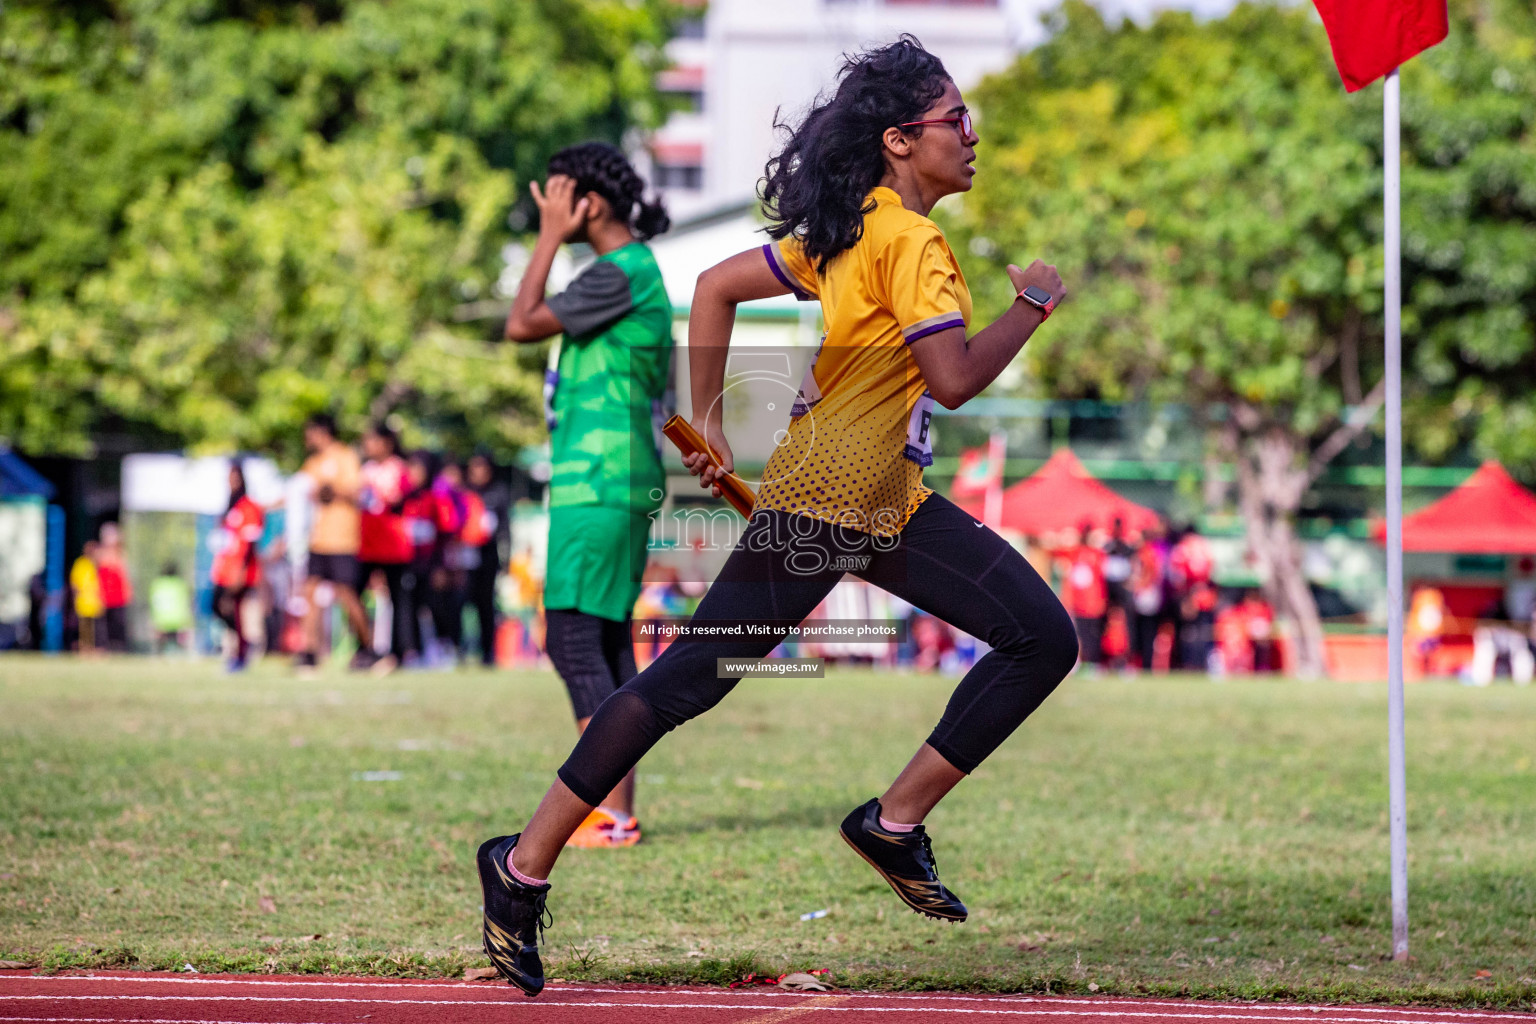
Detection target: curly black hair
<box><xmin>760</xmin><ymin>36</ymin><xmax>952</xmax><ymax>272</ymax></box>
<box><xmin>547</xmin><ymin>142</ymin><xmax>670</xmax><ymax>241</ymax></box>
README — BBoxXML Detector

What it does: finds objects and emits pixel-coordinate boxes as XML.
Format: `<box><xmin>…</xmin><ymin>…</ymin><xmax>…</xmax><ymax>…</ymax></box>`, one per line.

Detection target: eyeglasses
<box><xmin>900</xmin><ymin>111</ymin><xmax>973</xmax><ymax>137</ymax></box>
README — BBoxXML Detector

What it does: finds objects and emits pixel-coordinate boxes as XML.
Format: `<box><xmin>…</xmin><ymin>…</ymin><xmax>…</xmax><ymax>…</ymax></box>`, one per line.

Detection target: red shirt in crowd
<box><xmin>401</xmin><ymin>488</ymin><xmax>460</xmax><ymax>565</ymax></box>
<box><xmin>359</xmin><ymin>456</ymin><xmax>412</xmax><ymax>565</ymax></box>
<box><xmin>98</xmin><ymin>558</ymin><xmax>130</xmax><ymax>610</ymax></box>
<box><xmin>1170</xmin><ymin>532</ymin><xmax>1217</xmax><ymax>613</ymax></box>
<box><xmin>211</xmin><ymin>496</ymin><xmax>265</xmax><ymax>589</ymax></box>
<box><xmin>1060</xmin><ymin>544</ymin><xmax>1109</xmax><ymax>619</ymax></box>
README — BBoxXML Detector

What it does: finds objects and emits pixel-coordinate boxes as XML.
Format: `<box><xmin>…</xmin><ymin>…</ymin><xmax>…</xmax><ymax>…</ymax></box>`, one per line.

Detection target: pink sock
<box><xmin>879</xmin><ymin>815</ymin><xmax>917</xmax><ymax>833</ymax></box>
<box><xmin>505</xmin><ymin>851</ymin><xmax>547</xmax><ymax>887</ymax></box>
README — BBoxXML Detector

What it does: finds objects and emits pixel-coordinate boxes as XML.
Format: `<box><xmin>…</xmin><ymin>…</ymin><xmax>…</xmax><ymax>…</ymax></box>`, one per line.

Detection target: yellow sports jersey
<box><xmin>754</xmin><ymin>185</ymin><xmax>971</xmax><ymax>537</ymax></box>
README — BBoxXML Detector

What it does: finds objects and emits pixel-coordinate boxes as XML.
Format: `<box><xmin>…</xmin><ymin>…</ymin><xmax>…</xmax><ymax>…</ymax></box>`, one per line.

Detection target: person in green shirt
<box><xmin>148</xmin><ymin>563</ymin><xmax>193</xmax><ymax>654</ymax></box>
<box><xmin>503</xmin><ymin>142</ymin><xmax>673</xmax><ymax>850</ymax></box>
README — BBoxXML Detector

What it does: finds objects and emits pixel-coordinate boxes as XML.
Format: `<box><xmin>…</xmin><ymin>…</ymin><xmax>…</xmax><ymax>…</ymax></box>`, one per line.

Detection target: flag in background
<box><xmin>953</xmin><ymin>433</ymin><xmax>1009</xmax><ymax>530</ymax></box>
<box><xmin>1310</xmin><ymin>0</ymin><xmax>1450</xmax><ymax>964</ymax></box>
<box><xmin>952</xmin><ymin>445</ymin><xmax>1002</xmax><ymax>498</ymax></box>
<box><xmin>1312</xmin><ymin>0</ymin><xmax>1448</xmax><ymax>92</ymax></box>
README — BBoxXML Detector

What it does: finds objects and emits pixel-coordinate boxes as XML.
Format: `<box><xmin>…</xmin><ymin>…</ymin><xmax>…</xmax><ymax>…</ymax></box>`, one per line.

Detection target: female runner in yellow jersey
<box><xmin>477</xmin><ymin>36</ymin><xmax>1075</xmax><ymax>996</ymax></box>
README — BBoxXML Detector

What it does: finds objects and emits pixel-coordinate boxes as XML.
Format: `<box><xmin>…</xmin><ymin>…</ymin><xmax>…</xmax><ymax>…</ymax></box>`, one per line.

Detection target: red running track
<box><xmin>1</xmin><ymin>971</ymin><xmax>1530</xmax><ymax>1024</ymax></box>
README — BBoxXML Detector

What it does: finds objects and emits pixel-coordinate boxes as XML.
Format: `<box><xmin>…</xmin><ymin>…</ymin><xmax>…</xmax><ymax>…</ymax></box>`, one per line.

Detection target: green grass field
<box><xmin>1</xmin><ymin>655</ymin><xmax>1532</xmax><ymax>1009</ymax></box>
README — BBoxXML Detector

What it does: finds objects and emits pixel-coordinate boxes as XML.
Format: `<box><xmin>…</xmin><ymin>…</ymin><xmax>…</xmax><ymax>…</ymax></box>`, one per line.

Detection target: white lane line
<box><xmin>0</xmin><ymin>996</ymin><xmax>1506</xmax><ymax>1023</ymax></box>
<box><xmin>3</xmin><ymin>979</ymin><xmax>1528</xmax><ymax>1022</ymax></box>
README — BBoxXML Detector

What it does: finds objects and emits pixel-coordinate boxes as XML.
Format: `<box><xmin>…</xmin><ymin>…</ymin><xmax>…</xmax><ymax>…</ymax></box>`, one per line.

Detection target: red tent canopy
<box><xmin>954</xmin><ymin>449</ymin><xmax>1161</xmax><ymax>537</ymax></box>
<box><xmin>1386</xmin><ymin>461</ymin><xmax>1536</xmax><ymax>553</ymax></box>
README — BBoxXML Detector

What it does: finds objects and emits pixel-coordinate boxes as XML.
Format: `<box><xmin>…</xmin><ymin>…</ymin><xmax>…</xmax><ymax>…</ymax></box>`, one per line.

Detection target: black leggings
<box><xmin>556</xmin><ymin>494</ymin><xmax>1079</xmax><ymax>807</ymax></box>
<box><xmin>545</xmin><ymin>609</ymin><xmax>639</xmax><ymax>721</ymax></box>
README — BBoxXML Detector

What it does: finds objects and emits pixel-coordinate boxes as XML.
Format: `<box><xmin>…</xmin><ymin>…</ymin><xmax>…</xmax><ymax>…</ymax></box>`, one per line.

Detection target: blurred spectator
<box><xmin>910</xmin><ymin>612</ymin><xmax>955</xmax><ymax>672</ymax></box>
<box><xmin>70</xmin><ymin>541</ymin><xmax>103</xmax><ymax>655</ymax></box>
<box><xmin>97</xmin><ymin>522</ymin><xmax>132</xmax><ymax>652</ymax></box>
<box><xmin>431</xmin><ymin>459</ymin><xmax>471</xmax><ymax>665</ymax></box>
<box><xmin>260</xmin><ymin>539</ymin><xmax>300</xmax><ymax>656</ymax></box>
<box><xmin>1130</xmin><ymin>522</ymin><xmax>1168</xmax><ymax>672</ymax></box>
<box><xmin>1056</xmin><ymin>523</ymin><xmax>1109</xmax><ymax>669</ymax></box>
<box><xmin>1406</xmin><ymin>585</ymin><xmax>1446</xmax><ymax>677</ymax></box>
<box><xmin>211</xmin><ymin>461</ymin><xmax>265</xmax><ymax>672</ymax></box>
<box><xmin>401</xmin><ymin>450</ymin><xmax>454</xmax><ymax>665</ymax></box>
<box><xmin>1211</xmin><ymin>590</ymin><xmax>1274</xmax><ymax>676</ymax></box>
<box><xmin>1214</xmin><ymin>598</ymin><xmax>1247</xmax><ymax>675</ymax></box>
<box><xmin>1103</xmin><ymin>516</ymin><xmax>1135</xmax><ymax>614</ymax></box>
<box><xmin>633</xmin><ymin>567</ymin><xmax>687</xmax><ymax>669</ymax></box>
<box><xmin>1241</xmin><ymin>591</ymin><xmax>1277</xmax><ymax>672</ymax></box>
<box><xmin>297</xmin><ymin>413</ymin><xmax>378</xmax><ymax>674</ymax></box>
<box><xmin>360</xmin><ymin>423</ymin><xmax>413</xmax><ymax>665</ymax></box>
<box><xmin>1170</xmin><ymin>526</ymin><xmax>1217</xmax><ymax>672</ymax></box>
<box><xmin>1471</xmin><ymin>622</ymin><xmax>1533</xmax><ymax>686</ymax></box>
<box><xmin>27</xmin><ymin>572</ymin><xmax>46</xmax><ymax>652</ymax></box>
<box><xmin>1102</xmin><ymin>605</ymin><xmax>1130</xmax><ymax>671</ymax></box>
<box><xmin>504</xmin><ymin>542</ymin><xmax>544</xmax><ymax>665</ymax></box>
<box><xmin>466</xmin><ymin>453</ymin><xmax>509</xmax><ymax>668</ymax></box>
<box><xmin>148</xmin><ymin>563</ymin><xmax>193</xmax><ymax>654</ymax></box>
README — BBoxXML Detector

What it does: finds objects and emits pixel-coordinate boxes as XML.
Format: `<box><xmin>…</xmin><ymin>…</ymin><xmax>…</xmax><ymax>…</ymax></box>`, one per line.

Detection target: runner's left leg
<box><xmin>513</xmin><ymin>509</ymin><xmax>848</xmax><ymax>879</ymax></box>
<box><xmin>856</xmin><ymin>493</ymin><xmax>1078</xmax><ymax>822</ymax></box>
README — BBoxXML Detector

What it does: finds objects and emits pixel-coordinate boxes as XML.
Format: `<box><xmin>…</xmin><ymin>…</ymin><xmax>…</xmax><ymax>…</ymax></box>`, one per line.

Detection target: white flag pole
<box><xmin>984</xmin><ymin>430</ymin><xmax>1007</xmax><ymax>531</ymax></box>
<box><xmin>1383</xmin><ymin>65</ymin><xmax>1410</xmax><ymax>962</ymax></box>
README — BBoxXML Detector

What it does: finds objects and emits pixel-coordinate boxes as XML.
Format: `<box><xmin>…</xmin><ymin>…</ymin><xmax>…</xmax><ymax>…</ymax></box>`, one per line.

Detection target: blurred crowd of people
<box><xmin>621</xmin><ymin>517</ymin><xmax>1282</xmax><ymax>678</ymax></box>
<box><xmin>44</xmin><ymin>426</ymin><xmax>1293</xmax><ymax>678</ymax></box>
<box><xmin>261</xmin><ymin>414</ymin><xmax>511</xmax><ymax>676</ymax></box>
<box><xmin>1040</xmin><ymin>518</ymin><xmax>1278</xmax><ymax>676</ymax></box>
<box><xmin>63</xmin><ymin>522</ymin><xmax>133</xmax><ymax>655</ymax></box>
<box><xmin>49</xmin><ymin>414</ymin><xmax>515</xmax><ymax>675</ymax></box>
<box><xmin>46</xmin><ymin>494</ymin><xmax>1291</xmax><ymax>678</ymax></box>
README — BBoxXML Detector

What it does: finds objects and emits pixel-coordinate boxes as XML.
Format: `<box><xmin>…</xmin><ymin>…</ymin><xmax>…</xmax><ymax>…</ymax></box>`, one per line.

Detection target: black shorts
<box><xmin>309</xmin><ymin>552</ymin><xmax>360</xmax><ymax>590</ymax></box>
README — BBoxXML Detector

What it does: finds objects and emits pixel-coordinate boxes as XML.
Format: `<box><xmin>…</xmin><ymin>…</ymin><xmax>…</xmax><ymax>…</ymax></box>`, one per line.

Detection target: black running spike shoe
<box><xmin>476</xmin><ymin>834</ymin><xmax>553</xmax><ymax>996</ymax></box>
<box><xmin>839</xmin><ymin>798</ymin><xmax>967</xmax><ymax>922</ymax></box>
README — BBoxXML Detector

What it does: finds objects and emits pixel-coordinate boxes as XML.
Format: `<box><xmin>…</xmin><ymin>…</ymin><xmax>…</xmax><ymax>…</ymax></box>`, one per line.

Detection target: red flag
<box><xmin>1313</xmin><ymin>0</ymin><xmax>1448</xmax><ymax>92</ymax></box>
<box><xmin>952</xmin><ymin>445</ymin><xmax>1001</xmax><ymax>498</ymax></box>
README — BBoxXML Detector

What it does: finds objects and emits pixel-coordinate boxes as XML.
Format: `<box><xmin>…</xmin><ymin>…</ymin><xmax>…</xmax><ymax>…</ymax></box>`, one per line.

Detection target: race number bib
<box><xmin>790</xmin><ymin>339</ymin><xmax>824</xmax><ymax>418</ymax></box>
<box><xmin>902</xmin><ymin>391</ymin><xmax>936</xmax><ymax>467</ymax></box>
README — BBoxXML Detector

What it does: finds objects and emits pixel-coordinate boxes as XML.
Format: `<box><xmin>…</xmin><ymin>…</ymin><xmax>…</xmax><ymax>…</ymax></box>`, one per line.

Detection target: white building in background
<box><xmin>648</xmin><ymin>0</ymin><xmax>1031</xmax><ymax>226</ymax></box>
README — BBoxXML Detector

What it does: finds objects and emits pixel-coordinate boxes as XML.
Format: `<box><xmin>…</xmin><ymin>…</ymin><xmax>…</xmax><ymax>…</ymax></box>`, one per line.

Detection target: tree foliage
<box><xmin>0</xmin><ymin>0</ymin><xmax>674</xmax><ymax>463</ymax></box>
<box><xmin>948</xmin><ymin>0</ymin><xmax>1536</xmax><ymax>672</ymax></box>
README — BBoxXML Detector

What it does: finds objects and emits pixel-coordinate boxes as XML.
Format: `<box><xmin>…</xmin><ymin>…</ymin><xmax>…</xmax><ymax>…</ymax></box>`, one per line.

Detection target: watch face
<box><xmin>1022</xmin><ymin>286</ymin><xmax>1052</xmax><ymax>305</ymax></box>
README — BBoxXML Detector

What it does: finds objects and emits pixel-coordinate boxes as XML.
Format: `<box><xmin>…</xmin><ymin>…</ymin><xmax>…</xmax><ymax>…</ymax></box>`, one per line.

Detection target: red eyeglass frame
<box><xmin>899</xmin><ymin>111</ymin><xmax>974</xmax><ymax>136</ymax></box>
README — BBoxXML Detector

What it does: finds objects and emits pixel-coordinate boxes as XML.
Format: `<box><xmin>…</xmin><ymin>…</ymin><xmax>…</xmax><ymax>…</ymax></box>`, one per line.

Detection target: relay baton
<box><xmin>661</xmin><ymin>415</ymin><xmax>756</xmax><ymax>518</ymax></box>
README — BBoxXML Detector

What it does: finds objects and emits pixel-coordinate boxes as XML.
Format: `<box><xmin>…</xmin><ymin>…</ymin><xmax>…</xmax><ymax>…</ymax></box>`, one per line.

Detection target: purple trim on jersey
<box><xmin>902</xmin><ymin>317</ymin><xmax>966</xmax><ymax>345</ymax></box>
<box><xmin>762</xmin><ymin>243</ymin><xmax>811</xmax><ymax>301</ymax></box>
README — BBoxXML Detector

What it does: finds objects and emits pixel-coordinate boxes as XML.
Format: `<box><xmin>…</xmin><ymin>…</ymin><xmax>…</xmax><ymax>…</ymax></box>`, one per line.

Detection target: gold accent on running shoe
<box><xmin>476</xmin><ymin>836</ymin><xmax>548</xmax><ymax>995</ymax></box>
<box><xmin>839</xmin><ymin>830</ymin><xmax>967</xmax><ymax>922</ymax></box>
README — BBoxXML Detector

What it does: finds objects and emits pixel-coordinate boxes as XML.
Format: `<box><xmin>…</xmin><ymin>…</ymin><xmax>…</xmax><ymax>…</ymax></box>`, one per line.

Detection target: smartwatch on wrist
<box><xmin>1017</xmin><ymin>285</ymin><xmax>1057</xmax><ymax>321</ymax></box>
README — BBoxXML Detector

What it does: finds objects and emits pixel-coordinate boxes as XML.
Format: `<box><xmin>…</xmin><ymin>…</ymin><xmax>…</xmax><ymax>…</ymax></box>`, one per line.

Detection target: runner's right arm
<box><xmin>683</xmin><ymin>248</ymin><xmax>795</xmax><ymax>495</ymax></box>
